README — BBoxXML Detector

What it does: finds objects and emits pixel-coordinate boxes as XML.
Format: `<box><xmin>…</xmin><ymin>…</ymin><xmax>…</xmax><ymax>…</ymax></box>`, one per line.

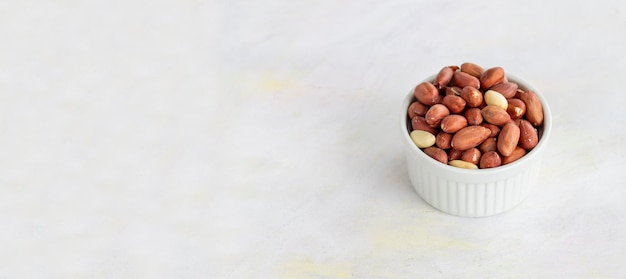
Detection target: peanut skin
<box><xmin>490</xmin><ymin>82</ymin><xmax>518</xmax><ymax>99</ymax></box>
<box><xmin>423</xmin><ymin>146</ymin><xmax>448</xmax><ymax>164</ymax></box>
<box><xmin>440</xmin><ymin>115</ymin><xmax>468</xmax><ymax>133</ymax></box>
<box><xmin>464</xmin><ymin>108</ymin><xmax>483</xmax><ymax>125</ymax></box>
<box><xmin>502</xmin><ymin>147</ymin><xmax>527</xmax><ymax>165</ymax></box>
<box><xmin>435</xmin><ymin>132</ymin><xmax>453</xmax><ymax>149</ymax></box>
<box><xmin>445</xmin><ymin>86</ymin><xmax>462</xmax><ymax>96</ymax></box>
<box><xmin>460</xmin><ymin>62</ymin><xmax>484</xmax><ymax>78</ymax></box>
<box><xmin>451</xmin><ymin>126</ymin><xmax>491</xmax><ymax>151</ymax></box>
<box><xmin>460</xmin><ymin>86</ymin><xmax>483</xmax><ymax>107</ymax></box>
<box><xmin>479</xmin><ymin>123</ymin><xmax>500</xmax><ymax>138</ymax></box>
<box><xmin>408</xmin><ymin>101</ymin><xmax>429</xmax><ymax>118</ymax></box>
<box><xmin>442</xmin><ymin>95</ymin><xmax>466</xmax><ymax>114</ymax></box>
<box><xmin>425</xmin><ymin>104</ymin><xmax>450</xmax><ymax>127</ymax></box>
<box><xmin>479</xmin><ymin>151</ymin><xmax>502</xmax><ymax>169</ymax></box>
<box><xmin>434</xmin><ymin>66</ymin><xmax>456</xmax><ymax>89</ymax></box>
<box><xmin>479</xmin><ymin>137</ymin><xmax>497</xmax><ymax>153</ymax></box>
<box><xmin>518</xmin><ymin>119</ymin><xmax>539</xmax><ymax>150</ymax></box>
<box><xmin>411</xmin><ymin>116</ymin><xmax>437</xmax><ymax>134</ymax></box>
<box><xmin>516</xmin><ymin>90</ymin><xmax>544</xmax><ymax>127</ymax></box>
<box><xmin>497</xmin><ymin>122</ymin><xmax>520</xmax><ymax>156</ymax></box>
<box><xmin>448</xmin><ymin>148</ymin><xmax>463</xmax><ymax>161</ymax></box>
<box><xmin>461</xmin><ymin>148</ymin><xmax>481</xmax><ymax>165</ymax></box>
<box><xmin>414</xmin><ymin>82</ymin><xmax>440</xmax><ymax>106</ymax></box>
<box><xmin>481</xmin><ymin>105</ymin><xmax>512</xmax><ymax>126</ymax></box>
<box><xmin>453</xmin><ymin>72</ymin><xmax>480</xmax><ymax>89</ymax></box>
<box><xmin>506</xmin><ymin>98</ymin><xmax>526</xmax><ymax>119</ymax></box>
<box><xmin>479</xmin><ymin>67</ymin><xmax>505</xmax><ymax>89</ymax></box>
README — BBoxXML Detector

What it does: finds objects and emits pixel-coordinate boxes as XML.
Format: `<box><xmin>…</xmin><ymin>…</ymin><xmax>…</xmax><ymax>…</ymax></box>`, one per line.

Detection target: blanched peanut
<box><xmin>410</xmin><ymin>130</ymin><xmax>436</xmax><ymax>148</ymax></box>
<box><xmin>449</xmin><ymin>160</ymin><xmax>479</xmax><ymax>169</ymax></box>
<box><xmin>484</xmin><ymin>90</ymin><xmax>508</xmax><ymax>110</ymax></box>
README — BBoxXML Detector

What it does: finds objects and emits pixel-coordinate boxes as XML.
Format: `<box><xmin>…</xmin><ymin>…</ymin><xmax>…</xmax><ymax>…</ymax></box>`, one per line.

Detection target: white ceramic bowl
<box><xmin>400</xmin><ymin>73</ymin><xmax>552</xmax><ymax>217</ymax></box>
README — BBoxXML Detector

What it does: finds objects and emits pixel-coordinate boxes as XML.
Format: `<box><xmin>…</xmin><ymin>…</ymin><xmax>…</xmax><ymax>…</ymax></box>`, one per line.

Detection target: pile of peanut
<box><xmin>408</xmin><ymin>63</ymin><xmax>544</xmax><ymax>169</ymax></box>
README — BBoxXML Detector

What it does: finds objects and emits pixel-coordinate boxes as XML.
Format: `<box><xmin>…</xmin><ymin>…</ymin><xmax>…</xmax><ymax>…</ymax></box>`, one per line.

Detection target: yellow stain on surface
<box><xmin>258</xmin><ymin>72</ymin><xmax>294</xmax><ymax>93</ymax></box>
<box><xmin>276</xmin><ymin>257</ymin><xmax>353</xmax><ymax>279</ymax></box>
<box><xmin>371</xmin><ymin>226</ymin><xmax>475</xmax><ymax>251</ymax></box>
<box><xmin>368</xmin><ymin>213</ymin><xmax>476</xmax><ymax>252</ymax></box>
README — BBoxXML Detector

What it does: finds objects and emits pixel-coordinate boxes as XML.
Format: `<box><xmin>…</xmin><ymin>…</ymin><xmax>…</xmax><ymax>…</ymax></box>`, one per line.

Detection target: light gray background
<box><xmin>2</xmin><ymin>0</ymin><xmax>626</xmax><ymax>277</ymax></box>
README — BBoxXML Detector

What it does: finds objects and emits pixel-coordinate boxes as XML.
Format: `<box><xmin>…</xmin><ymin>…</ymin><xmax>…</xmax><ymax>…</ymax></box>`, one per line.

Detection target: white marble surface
<box><xmin>2</xmin><ymin>0</ymin><xmax>626</xmax><ymax>277</ymax></box>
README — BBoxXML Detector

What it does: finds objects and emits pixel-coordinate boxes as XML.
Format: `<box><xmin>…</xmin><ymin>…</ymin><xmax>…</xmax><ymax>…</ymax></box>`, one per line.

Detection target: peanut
<box><xmin>460</xmin><ymin>62</ymin><xmax>484</xmax><ymax>78</ymax></box>
<box><xmin>481</xmin><ymin>105</ymin><xmax>512</xmax><ymax>126</ymax></box>
<box><xmin>506</xmin><ymin>98</ymin><xmax>526</xmax><ymax>119</ymax></box>
<box><xmin>434</xmin><ymin>66</ymin><xmax>456</xmax><ymax>89</ymax></box>
<box><xmin>425</xmin><ymin>104</ymin><xmax>450</xmax><ymax>127</ymax></box>
<box><xmin>464</xmin><ymin>108</ymin><xmax>483</xmax><ymax>125</ymax></box>
<box><xmin>448</xmin><ymin>148</ymin><xmax>463</xmax><ymax>161</ymax></box>
<box><xmin>490</xmin><ymin>82</ymin><xmax>518</xmax><ymax>99</ymax></box>
<box><xmin>479</xmin><ymin>123</ymin><xmax>500</xmax><ymax>138</ymax></box>
<box><xmin>440</xmin><ymin>115</ymin><xmax>468</xmax><ymax>133</ymax></box>
<box><xmin>484</xmin><ymin>90</ymin><xmax>508</xmax><ymax>110</ymax></box>
<box><xmin>502</xmin><ymin>147</ymin><xmax>526</xmax><ymax>165</ymax></box>
<box><xmin>435</xmin><ymin>132</ymin><xmax>453</xmax><ymax>149</ymax></box>
<box><xmin>453</xmin><ymin>72</ymin><xmax>480</xmax><ymax>89</ymax></box>
<box><xmin>411</xmin><ymin>116</ymin><xmax>437</xmax><ymax>134</ymax></box>
<box><xmin>451</xmin><ymin>126</ymin><xmax>491</xmax><ymax>151</ymax></box>
<box><xmin>479</xmin><ymin>67</ymin><xmax>505</xmax><ymax>89</ymax></box>
<box><xmin>410</xmin><ymin>130</ymin><xmax>436</xmax><ymax>148</ymax></box>
<box><xmin>423</xmin><ymin>146</ymin><xmax>448</xmax><ymax>164</ymax></box>
<box><xmin>448</xmin><ymin>160</ymin><xmax>478</xmax><ymax>169</ymax></box>
<box><xmin>461</xmin><ymin>148</ymin><xmax>481</xmax><ymax>165</ymax></box>
<box><xmin>414</xmin><ymin>82</ymin><xmax>439</xmax><ymax>106</ymax></box>
<box><xmin>442</xmin><ymin>95</ymin><xmax>466</xmax><ymax>114</ymax></box>
<box><xmin>516</xmin><ymin>90</ymin><xmax>544</xmax><ymax>126</ymax></box>
<box><xmin>479</xmin><ymin>137</ymin><xmax>497</xmax><ymax>153</ymax></box>
<box><xmin>497</xmin><ymin>122</ymin><xmax>520</xmax><ymax>156</ymax></box>
<box><xmin>460</xmin><ymin>86</ymin><xmax>483</xmax><ymax>107</ymax></box>
<box><xmin>445</xmin><ymin>86</ymin><xmax>462</xmax><ymax>96</ymax></box>
<box><xmin>479</xmin><ymin>151</ymin><xmax>502</xmax><ymax>169</ymax></box>
<box><xmin>518</xmin><ymin>119</ymin><xmax>539</xmax><ymax>150</ymax></box>
<box><xmin>408</xmin><ymin>101</ymin><xmax>429</xmax><ymax>118</ymax></box>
